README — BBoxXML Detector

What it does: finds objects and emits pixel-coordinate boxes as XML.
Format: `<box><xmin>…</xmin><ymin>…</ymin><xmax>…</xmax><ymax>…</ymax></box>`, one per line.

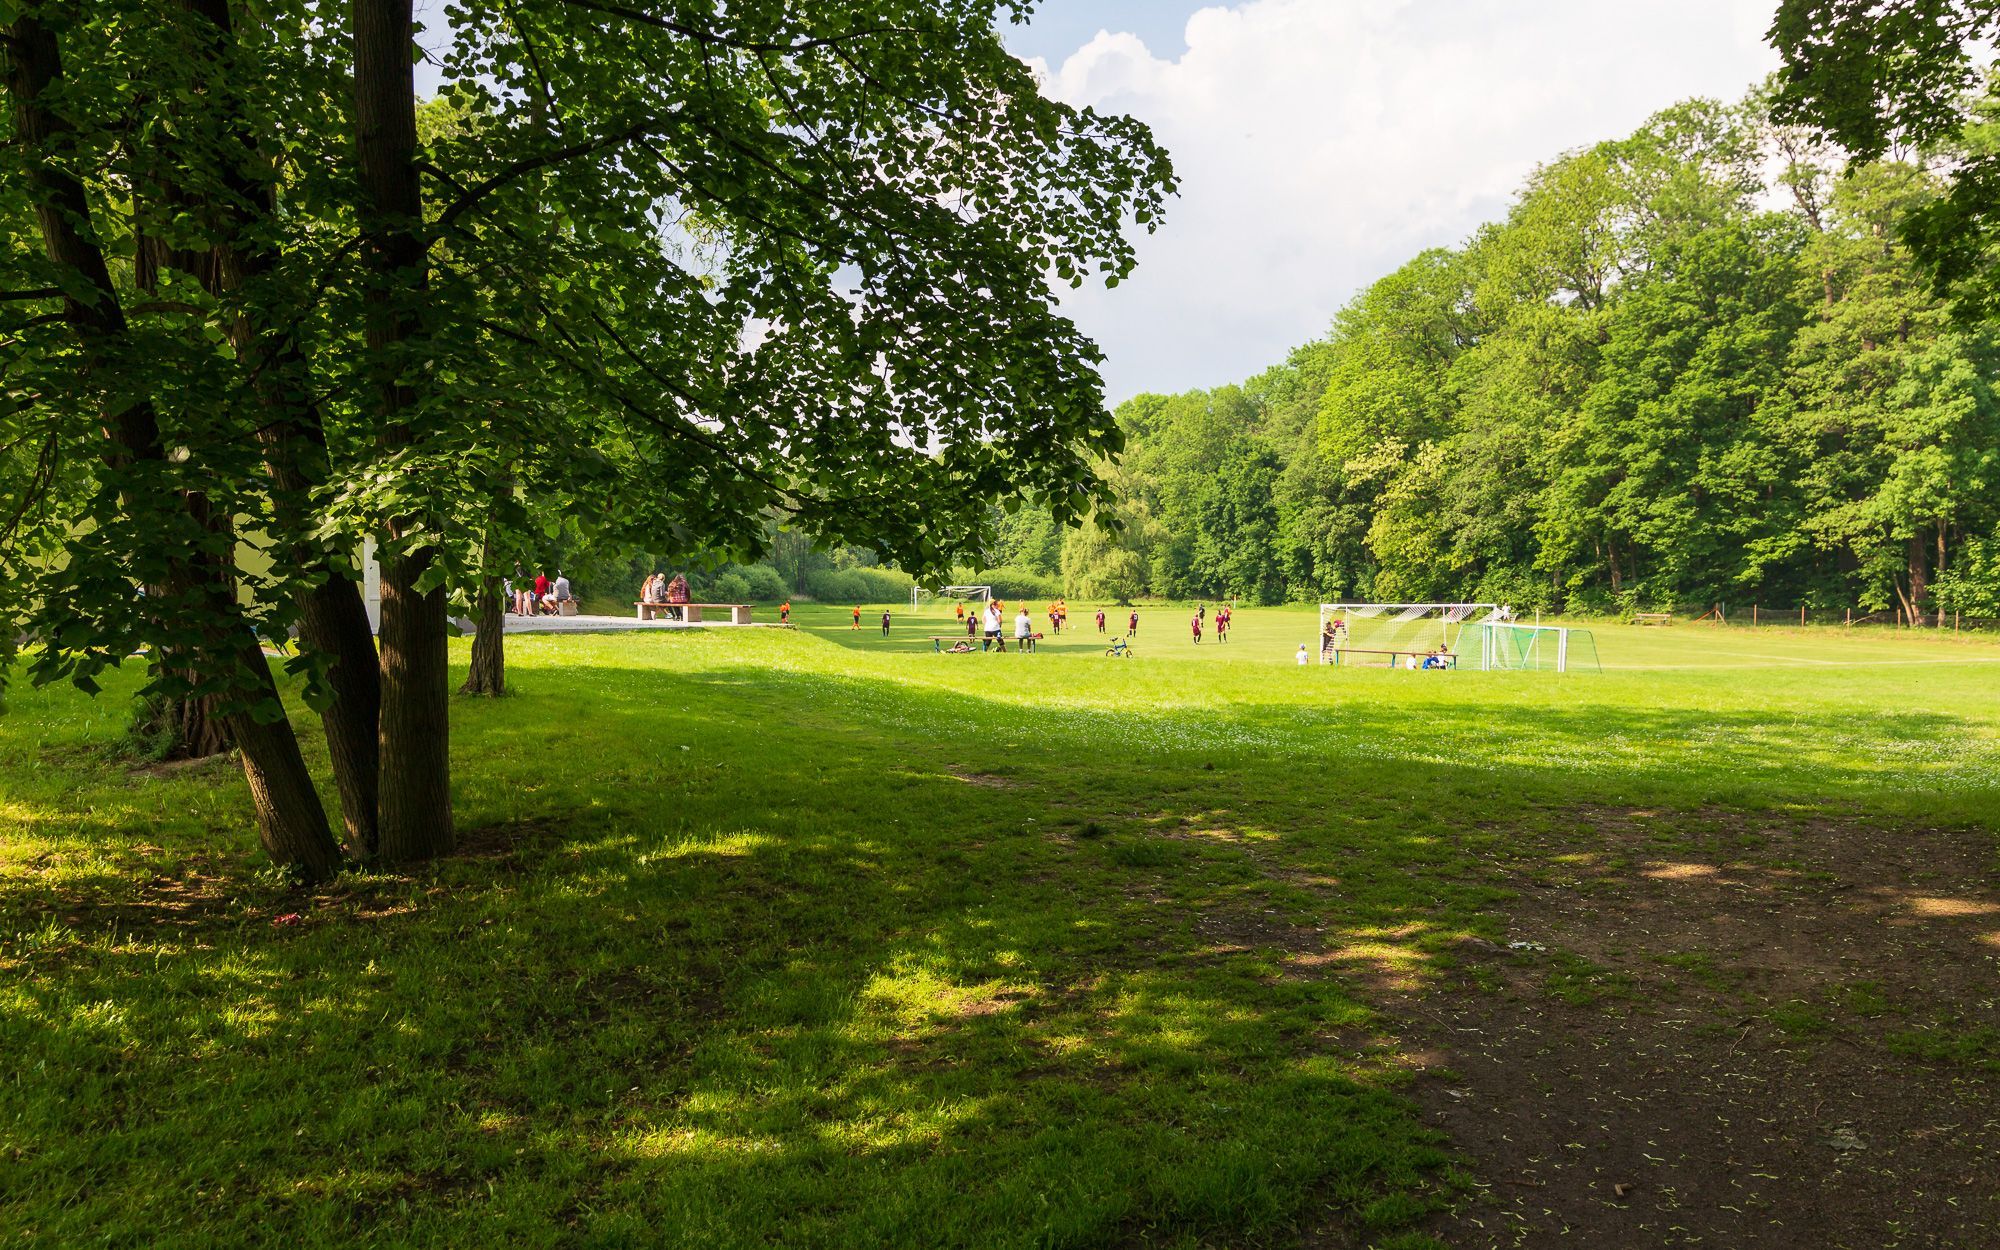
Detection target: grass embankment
<box><xmin>3</xmin><ymin>604</ymin><xmax>1997</xmax><ymax>1247</ymax></box>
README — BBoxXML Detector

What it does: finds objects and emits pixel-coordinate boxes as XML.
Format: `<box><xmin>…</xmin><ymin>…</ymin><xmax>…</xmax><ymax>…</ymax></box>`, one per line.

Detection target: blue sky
<box><xmin>1003</xmin><ymin>3</ymin><xmax>1198</xmax><ymax>64</ymax></box>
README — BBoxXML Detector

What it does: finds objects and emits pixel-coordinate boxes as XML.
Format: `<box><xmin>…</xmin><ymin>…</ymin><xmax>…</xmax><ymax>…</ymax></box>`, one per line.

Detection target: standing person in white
<box><xmin>983</xmin><ymin>602</ymin><xmax>1003</xmax><ymax>652</ymax></box>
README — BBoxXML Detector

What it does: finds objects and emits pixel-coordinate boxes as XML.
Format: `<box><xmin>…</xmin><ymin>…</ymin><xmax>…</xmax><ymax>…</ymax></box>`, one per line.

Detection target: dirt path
<box><xmin>1388</xmin><ymin>808</ymin><xmax>2000</xmax><ymax>1248</ymax></box>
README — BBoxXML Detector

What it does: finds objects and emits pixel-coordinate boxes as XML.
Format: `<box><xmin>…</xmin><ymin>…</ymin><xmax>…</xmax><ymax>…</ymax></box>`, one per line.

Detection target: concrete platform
<box><xmin>494</xmin><ymin>613</ymin><xmax>773</xmax><ymax>635</ymax></box>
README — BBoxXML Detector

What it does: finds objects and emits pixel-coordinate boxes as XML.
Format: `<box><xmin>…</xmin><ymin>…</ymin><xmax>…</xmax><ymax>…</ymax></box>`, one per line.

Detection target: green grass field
<box><xmin>4</xmin><ymin>603</ymin><xmax>1997</xmax><ymax>1247</ymax></box>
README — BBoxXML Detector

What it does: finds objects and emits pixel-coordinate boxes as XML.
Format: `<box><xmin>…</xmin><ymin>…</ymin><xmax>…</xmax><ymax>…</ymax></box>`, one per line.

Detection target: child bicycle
<box><xmin>1104</xmin><ymin>634</ymin><xmax>1135</xmax><ymax>659</ymax></box>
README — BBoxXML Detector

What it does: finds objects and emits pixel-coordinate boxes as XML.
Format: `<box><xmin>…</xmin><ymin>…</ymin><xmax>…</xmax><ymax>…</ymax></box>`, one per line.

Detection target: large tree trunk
<box><xmin>462</xmin><ymin>571</ymin><xmax>506</xmax><ymax>696</ymax></box>
<box><xmin>149</xmin><ymin>0</ymin><xmax>384</xmax><ymax>856</ymax></box>
<box><xmin>225</xmin><ymin>643</ymin><xmax>343</xmax><ymax>882</ymax></box>
<box><xmin>132</xmin><ymin>661</ymin><xmax>234</xmax><ymax>759</ymax></box>
<box><xmin>354</xmin><ymin>0</ymin><xmax>453</xmax><ymax>862</ymax></box>
<box><xmin>377</xmin><ymin>548</ymin><xmax>454</xmax><ymax>859</ymax></box>
<box><xmin>6</xmin><ymin>9</ymin><xmax>339</xmax><ymax>877</ymax></box>
<box><xmin>1936</xmin><ymin>519</ymin><xmax>1948</xmax><ymax>628</ymax></box>
<box><xmin>1907</xmin><ymin>532</ymin><xmax>1930</xmax><ymax>625</ymax></box>
<box><xmin>300</xmin><ymin>578</ymin><xmax>383</xmax><ymax>854</ymax></box>
<box><xmin>132</xmin><ymin>175</ymin><xmax>233</xmax><ymax>760</ymax></box>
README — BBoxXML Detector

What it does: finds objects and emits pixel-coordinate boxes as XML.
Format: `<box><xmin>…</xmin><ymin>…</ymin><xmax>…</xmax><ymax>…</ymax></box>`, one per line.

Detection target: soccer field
<box><xmin>807</xmin><ymin>598</ymin><xmax>2000</xmax><ymax>670</ymax></box>
<box><xmin>4</xmin><ymin>613</ymin><xmax>1997</xmax><ymax>1247</ymax></box>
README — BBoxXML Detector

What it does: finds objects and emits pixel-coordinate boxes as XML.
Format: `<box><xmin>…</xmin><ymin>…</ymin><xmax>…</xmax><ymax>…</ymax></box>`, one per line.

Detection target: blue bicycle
<box><xmin>1104</xmin><ymin>634</ymin><xmax>1135</xmax><ymax>659</ymax></box>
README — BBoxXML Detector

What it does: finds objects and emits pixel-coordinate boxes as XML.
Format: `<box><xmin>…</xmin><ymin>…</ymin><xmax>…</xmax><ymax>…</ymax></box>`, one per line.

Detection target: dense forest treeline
<box><xmin>609</xmin><ymin>84</ymin><xmax>2000</xmax><ymax>615</ymax></box>
<box><xmin>980</xmin><ymin>86</ymin><xmax>2000</xmax><ymax>616</ymax></box>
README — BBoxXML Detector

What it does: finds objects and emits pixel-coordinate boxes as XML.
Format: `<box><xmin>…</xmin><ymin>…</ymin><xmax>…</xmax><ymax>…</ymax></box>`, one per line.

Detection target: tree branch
<box><xmin>429</xmin><ymin>119</ymin><xmax>655</xmax><ymax>232</ymax></box>
<box><xmin>550</xmin><ymin>0</ymin><xmax>915</xmax><ymax>54</ymax></box>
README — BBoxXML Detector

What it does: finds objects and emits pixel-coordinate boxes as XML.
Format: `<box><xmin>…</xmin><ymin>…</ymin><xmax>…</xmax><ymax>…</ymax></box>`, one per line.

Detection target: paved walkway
<box><xmin>496</xmin><ymin>613</ymin><xmax>770</xmax><ymax>635</ymax></box>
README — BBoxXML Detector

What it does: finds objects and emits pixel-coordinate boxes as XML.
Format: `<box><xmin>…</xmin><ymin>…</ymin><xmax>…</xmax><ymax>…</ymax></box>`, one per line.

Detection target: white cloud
<box><xmin>1029</xmin><ymin>0</ymin><xmax>1782</xmax><ymax>402</ymax></box>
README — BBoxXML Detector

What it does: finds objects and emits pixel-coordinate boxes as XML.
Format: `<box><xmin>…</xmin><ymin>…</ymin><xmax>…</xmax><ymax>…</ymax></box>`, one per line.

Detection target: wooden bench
<box><xmin>635</xmin><ymin>602</ymin><xmax>753</xmax><ymax>624</ymax></box>
<box><xmin>1632</xmin><ymin>612</ymin><xmax>1672</xmax><ymax>626</ymax></box>
<box><xmin>1329</xmin><ymin>647</ymin><xmax>1456</xmax><ymax>669</ymax></box>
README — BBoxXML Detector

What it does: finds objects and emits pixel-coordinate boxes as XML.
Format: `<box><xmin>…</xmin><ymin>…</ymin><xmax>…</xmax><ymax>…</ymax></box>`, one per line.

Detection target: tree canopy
<box><xmin>1</xmin><ymin>0</ymin><xmax>1173</xmax><ymax>876</ymax></box>
<box><xmin>997</xmin><ymin>90</ymin><xmax>2000</xmax><ymax>618</ymax></box>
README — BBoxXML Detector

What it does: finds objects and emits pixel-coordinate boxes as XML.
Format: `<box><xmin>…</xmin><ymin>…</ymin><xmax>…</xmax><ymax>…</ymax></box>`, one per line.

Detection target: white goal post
<box><xmin>1316</xmin><ymin>602</ymin><xmax>1501</xmax><ymax>667</ymax></box>
<box><xmin>913</xmin><ymin>584</ymin><xmax>993</xmax><ymax>610</ymax></box>
<box><xmin>1464</xmin><ymin>621</ymin><xmax>1601</xmax><ymax>673</ymax></box>
<box><xmin>1315</xmin><ymin>603</ymin><xmax>1597</xmax><ymax>672</ymax></box>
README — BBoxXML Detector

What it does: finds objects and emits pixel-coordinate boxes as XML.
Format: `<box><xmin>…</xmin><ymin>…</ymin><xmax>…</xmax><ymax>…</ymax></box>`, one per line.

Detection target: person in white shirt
<box><xmin>983</xmin><ymin>602</ymin><xmax>1003</xmax><ymax>652</ymax></box>
<box><xmin>553</xmin><ymin>573</ymin><xmax>572</xmax><ymax>604</ymax></box>
<box><xmin>1015</xmin><ymin>607</ymin><xmax>1035</xmax><ymax>652</ymax></box>
<box><xmin>1296</xmin><ymin>643</ymin><xmax>1309</xmax><ymax>666</ymax></box>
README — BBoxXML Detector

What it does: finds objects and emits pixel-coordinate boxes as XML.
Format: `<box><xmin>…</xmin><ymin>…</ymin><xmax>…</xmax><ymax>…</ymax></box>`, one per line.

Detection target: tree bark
<box><xmin>354</xmin><ymin>0</ymin><xmax>453</xmax><ymax>862</ymax></box>
<box><xmin>226</xmin><ymin>643</ymin><xmax>344</xmax><ymax>882</ymax></box>
<box><xmin>131</xmin><ymin>159</ymin><xmax>232</xmax><ymax>760</ymax></box>
<box><xmin>461</xmin><ymin>571</ymin><xmax>506</xmax><ymax>696</ymax></box>
<box><xmin>1907</xmin><ymin>531</ymin><xmax>1929</xmax><ymax>624</ymax></box>
<box><xmin>132</xmin><ymin>654</ymin><xmax>235</xmax><ymax>759</ymax></box>
<box><xmin>5</xmin><ymin>9</ymin><xmax>339</xmax><ymax>877</ymax></box>
<box><xmin>300</xmin><ymin>578</ymin><xmax>383</xmax><ymax>854</ymax></box>
<box><xmin>133</xmin><ymin>476</ymin><xmax>237</xmax><ymax>762</ymax></box>
<box><xmin>162</xmin><ymin>0</ymin><xmax>385</xmax><ymax>856</ymax></box>
<box><xmin>1935</xmin><ymin>518</ymin><xmax>1948</xmax><ymax>628</ymax></box>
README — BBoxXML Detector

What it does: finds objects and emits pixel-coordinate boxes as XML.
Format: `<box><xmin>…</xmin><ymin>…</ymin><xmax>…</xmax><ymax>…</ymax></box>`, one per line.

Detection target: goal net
<box><xmin>1462</xmin><ymin>622</ymin><xmax>1601</xmax><ymax>673</ymax></box>
<box><xmin>1317</xmin><ymin>603</ymin><xmax>1499</xmax><ymax>666</ymax></box>
<box><xmin>913</xmin><ymin>584</ymin><xmax>992</xmax><ymax>610</ymax></box>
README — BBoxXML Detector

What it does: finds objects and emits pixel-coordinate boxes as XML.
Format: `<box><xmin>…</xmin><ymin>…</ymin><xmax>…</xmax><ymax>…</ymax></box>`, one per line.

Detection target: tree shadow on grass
<box><xmin>2</xmin><ymin>654</ymin><xmax>1996</xmax><ymax>1248</ymax></box>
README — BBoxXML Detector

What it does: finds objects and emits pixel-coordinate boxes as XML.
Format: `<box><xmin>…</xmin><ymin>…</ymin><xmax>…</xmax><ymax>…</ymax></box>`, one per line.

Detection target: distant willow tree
<box><xmin>0</xmin><ymin>0</ymin><xmax>1172</xmax><ymax>879</ymax></box>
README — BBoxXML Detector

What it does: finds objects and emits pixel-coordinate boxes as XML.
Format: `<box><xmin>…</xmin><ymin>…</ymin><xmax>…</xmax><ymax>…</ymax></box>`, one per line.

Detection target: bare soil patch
<box><xmin>1394</xmin><ymin>807</ymin><xmax>2000</xmax><ymax>1248</ymax></box>
<box><xmin>945</xmin><ymin>768</ymin><xmax>1025</xmax><ymax>789</ymax></box>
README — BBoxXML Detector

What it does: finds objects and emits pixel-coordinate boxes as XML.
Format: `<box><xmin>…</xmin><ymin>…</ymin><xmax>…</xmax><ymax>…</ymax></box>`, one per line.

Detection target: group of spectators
<box><xmin>640</xmin><ymin>572</ymin><xmax>690</xmax><ymax>607</ymax></box>
<box><xmin>505</xmin><ymin>567</ymin><xmax>572</xmax><ymax>616</ymax></box>
<box><xmin>933</xmin><ymin>598</ymin><xmax>1044</xmax><ymax>652</ymax></box>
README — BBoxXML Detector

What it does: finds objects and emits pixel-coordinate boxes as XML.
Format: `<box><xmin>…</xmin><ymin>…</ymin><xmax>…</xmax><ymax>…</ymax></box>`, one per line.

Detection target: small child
<box><xmin>881</xmin><ymin>610</ymin><xmax>892</xmax><ymax>637</ymax></box>
<box><xmin>1296</xmin><ymin>643</ymin><xmax>1309</xmax><ymax>665</ymax></box>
